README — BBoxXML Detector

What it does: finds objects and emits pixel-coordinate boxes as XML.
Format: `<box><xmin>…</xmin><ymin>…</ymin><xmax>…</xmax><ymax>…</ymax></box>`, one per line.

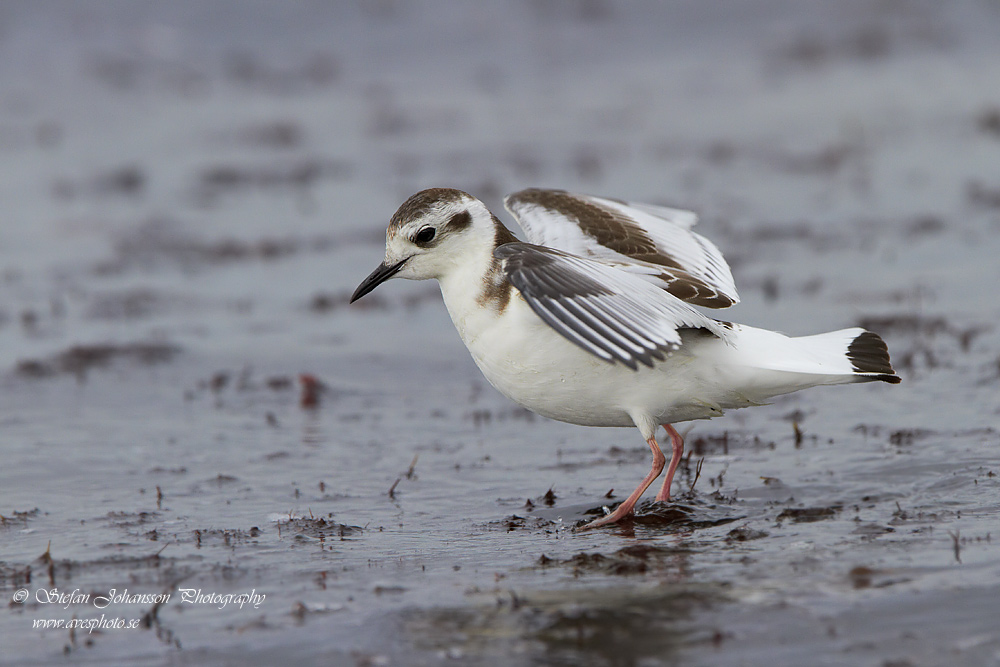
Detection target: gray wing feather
<box><xmin>496</xmin><ymin>242</ymin><xmax>730</xmax><ymax>370</ymax></box>
<box><xmin>504</xmin><ymin>189</ymin><xmax>739</xmax><ymax>309</ymax></box>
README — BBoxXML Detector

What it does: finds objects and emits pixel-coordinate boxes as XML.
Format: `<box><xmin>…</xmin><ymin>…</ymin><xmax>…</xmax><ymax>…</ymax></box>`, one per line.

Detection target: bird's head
<box><xmin>350</xmin><ymin>188</ymin><xmax>494</xmax><ymax>302</ymax></box>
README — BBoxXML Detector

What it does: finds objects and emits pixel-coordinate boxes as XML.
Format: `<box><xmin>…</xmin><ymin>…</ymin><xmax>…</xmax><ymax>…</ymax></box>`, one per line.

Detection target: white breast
<box><xmin>438</xmin><ymin>276</ymin><xmax>720</xmax><ymax>428</ymax></box>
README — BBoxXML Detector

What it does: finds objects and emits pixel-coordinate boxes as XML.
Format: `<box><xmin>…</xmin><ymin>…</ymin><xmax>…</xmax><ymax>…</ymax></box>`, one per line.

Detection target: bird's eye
<box><xmin>414</xmin><ymin>227</ymin><xmax>436</xmax><ymax>244</ymax></box>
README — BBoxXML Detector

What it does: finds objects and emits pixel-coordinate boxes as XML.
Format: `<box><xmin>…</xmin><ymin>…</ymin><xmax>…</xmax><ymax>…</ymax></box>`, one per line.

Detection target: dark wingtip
<box><xmin>848</xmin><ymin>331</ymin><xmax>900</xmax><ymax>384</ymax></box>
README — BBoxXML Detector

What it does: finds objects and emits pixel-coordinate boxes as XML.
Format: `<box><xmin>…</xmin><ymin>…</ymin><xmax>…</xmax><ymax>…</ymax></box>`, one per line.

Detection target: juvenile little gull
<box><xmin>350</xmin><ymin>188</ymin><xmax>900</xmax><ymax>530</ymax></box>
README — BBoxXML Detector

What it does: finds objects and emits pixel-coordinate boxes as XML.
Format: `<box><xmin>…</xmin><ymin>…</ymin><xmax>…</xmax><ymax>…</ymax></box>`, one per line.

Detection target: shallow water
<box><xmin>2</xmin><ymin>2</ymin><xmax>999</xmax><ymax>665</ymax></box>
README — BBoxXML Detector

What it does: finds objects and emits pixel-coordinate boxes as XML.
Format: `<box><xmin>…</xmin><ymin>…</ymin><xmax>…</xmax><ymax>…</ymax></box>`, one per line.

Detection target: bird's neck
<box><xmin>438</xmin><ymin>217</ymin><xmax>519</xmax><ymax>345</ymax></box>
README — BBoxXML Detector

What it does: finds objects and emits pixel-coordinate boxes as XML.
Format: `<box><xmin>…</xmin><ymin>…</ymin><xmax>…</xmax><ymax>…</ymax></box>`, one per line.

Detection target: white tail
<box><xmin>708</xmin><ymin>324</ymin><xmax>900</xmax><ymax>403</ymax></box>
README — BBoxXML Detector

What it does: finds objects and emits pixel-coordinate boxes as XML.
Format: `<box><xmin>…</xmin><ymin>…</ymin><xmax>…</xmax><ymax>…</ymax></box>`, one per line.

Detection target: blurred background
<box><xmin>2</xmin><ymin>2</ymin><xmax>999</xmax><ymax>664</ymax></box>
<box><xmin>2</xmin><ymin>1</ymin><xmax>999</xmax><ymax>365</ymax></box>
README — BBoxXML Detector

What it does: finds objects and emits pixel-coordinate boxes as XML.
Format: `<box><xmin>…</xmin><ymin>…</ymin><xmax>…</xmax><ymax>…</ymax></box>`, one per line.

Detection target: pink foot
<box><xmin>578</xmin><ymin>435</ymin><xmax>665</xmax><ymax>531</ymax></box>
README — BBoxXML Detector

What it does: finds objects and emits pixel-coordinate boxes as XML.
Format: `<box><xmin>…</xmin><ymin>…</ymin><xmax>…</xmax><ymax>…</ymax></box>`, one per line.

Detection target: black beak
<box><xmin>350</xmin><ymin>258</ymin><xmax>408</xmax><ymax>303</ymax></box>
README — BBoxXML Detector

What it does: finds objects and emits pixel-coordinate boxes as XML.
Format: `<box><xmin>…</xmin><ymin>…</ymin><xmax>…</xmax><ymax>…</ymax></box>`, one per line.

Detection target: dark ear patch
<box><xmin>448</xmin><ymin>210</ymin><xmax>472</xmax><ymax>230</ymax></box>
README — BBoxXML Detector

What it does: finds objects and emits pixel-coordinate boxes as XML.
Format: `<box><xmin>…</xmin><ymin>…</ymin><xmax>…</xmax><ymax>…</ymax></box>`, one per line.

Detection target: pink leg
<box><xmin>654</xmin><ymin>424</ymin><xmax>684</xmax><ymax>502</ymax></box>
<box><xmin>578</xmin><ymin>435</ymin><xmax>665</xmax><ymax>531</ymax></box>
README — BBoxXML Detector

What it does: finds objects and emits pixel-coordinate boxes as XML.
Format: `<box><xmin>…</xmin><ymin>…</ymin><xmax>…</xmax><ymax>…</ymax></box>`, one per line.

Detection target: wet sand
<box><xmin>2</xmin><ymin>2</ymin><xmax>999</xmax><ymax>665</ymax></box>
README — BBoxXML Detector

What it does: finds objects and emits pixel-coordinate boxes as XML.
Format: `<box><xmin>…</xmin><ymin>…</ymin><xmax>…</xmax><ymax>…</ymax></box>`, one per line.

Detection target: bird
<box><xmin>350</xmin><ymin>188</ymin><xmax>900</xmax><ymax>530</ymax></box>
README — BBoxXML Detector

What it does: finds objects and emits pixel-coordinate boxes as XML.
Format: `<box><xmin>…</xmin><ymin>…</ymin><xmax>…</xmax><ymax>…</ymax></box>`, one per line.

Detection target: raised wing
<box><xmin>504</xmin><ymin>189</ymin><xmax>739</xmax><ymax>309</ymax></box>
<box><xmin>495</xmin><ymin>242</ymin><xmax>732</xmax><ymax>370</ymax></box>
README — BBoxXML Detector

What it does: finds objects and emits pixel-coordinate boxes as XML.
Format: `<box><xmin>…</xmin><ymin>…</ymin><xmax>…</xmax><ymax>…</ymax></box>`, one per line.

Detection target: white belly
<box><xmin>456</xmin><ymin>295</ymin><xmax>726</xmax><ymax>427</ymax></box>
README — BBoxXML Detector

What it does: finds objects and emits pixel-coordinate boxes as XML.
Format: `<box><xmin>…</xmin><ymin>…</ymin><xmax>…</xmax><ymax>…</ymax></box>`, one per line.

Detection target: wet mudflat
<box><xmin>1</xmin><ymin>2</ymin><xmax>999</xmax><ymax>665</ymax></box>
